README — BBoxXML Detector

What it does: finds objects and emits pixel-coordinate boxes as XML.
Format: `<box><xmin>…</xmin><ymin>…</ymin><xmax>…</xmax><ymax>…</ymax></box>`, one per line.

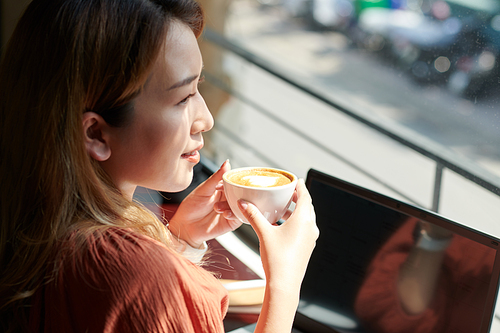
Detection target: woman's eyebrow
<box><xmin>167</xmin><ymin>74</ymin><xmax>199</xmax><ymax>91</ymax></box>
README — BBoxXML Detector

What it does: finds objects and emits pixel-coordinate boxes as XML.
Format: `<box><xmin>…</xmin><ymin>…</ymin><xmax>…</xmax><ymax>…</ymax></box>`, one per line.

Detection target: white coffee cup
<box><xmin>223</xmin><ymin>167</ymin><xmax>298</xmax><ymax>224</ymax></box>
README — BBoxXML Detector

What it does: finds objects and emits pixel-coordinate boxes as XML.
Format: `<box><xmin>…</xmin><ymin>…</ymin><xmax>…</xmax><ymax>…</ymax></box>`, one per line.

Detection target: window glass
<box><xmin>216</xmin><ymin>0</ymin><xmax>500</xmax><ymax>177</ymax></box>
<box><xmin>198</xmin><ymin>0</ymin><xmax>500</xmax><ymax>228</ymax></box>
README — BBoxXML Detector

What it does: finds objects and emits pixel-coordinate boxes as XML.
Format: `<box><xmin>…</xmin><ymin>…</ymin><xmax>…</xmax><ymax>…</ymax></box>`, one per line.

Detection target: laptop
<box><xmin>230</xmin><ymin>168</ymin><xmax>500</xmax><ymax>333</ymax></box>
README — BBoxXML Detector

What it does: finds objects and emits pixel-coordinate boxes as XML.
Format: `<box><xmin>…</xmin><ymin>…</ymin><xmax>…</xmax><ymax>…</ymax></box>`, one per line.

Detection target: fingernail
<box><xmin>238</xmin><ymin>200</ymin><xmax>248</xmax><ymax>210</ymax></box>
<box><xmin>221</xmin><ymin>159</ymin><xmax>229</xmax><ymax>168</ymax></box>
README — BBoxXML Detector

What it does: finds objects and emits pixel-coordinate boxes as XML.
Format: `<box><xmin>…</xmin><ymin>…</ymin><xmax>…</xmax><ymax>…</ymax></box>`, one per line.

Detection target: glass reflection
<box><xmin>355</xmin><ymin>219</ymin><xmax>494</xmax><ymax>333</ymax></box>
<box><xmin>299</xmin><ymin>179</ymin><xmax>496</xmax><ymax>333</ymax></box>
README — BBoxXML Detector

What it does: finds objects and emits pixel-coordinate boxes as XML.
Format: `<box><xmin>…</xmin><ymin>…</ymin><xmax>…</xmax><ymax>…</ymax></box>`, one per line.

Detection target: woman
<box><xmin>0</xmin><ymin>0</ymin><xmax>319</xmax><ymax>332</ymax></box>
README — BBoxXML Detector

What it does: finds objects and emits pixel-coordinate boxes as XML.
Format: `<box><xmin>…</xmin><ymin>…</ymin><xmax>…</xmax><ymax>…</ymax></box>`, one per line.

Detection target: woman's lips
<box><xmin>182</xmin><ymin>151</ymin><xmax>197</xmax><ymax>157</ymax></box>
<box><xmin>181</xmin><ymin>146</ymin><xmax>202</xmax><ymax>163</ymax></box>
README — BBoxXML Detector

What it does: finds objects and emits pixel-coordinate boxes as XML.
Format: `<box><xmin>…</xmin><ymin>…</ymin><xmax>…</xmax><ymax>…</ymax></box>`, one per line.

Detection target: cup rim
<box><xmin>223</xmin><ymin>167</ymin><xmax>298</xmax><ymax>190</ymax></box>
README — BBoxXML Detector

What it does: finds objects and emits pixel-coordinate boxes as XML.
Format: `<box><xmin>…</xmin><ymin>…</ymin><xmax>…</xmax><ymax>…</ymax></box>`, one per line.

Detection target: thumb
<box><xmin>238</xmin><ymin>200</ymin><xmax>270</xmax><ymax>237</ymax></box>
<box><xmin>196</xmin><ymin>160</ymin><xmax>230</xmax><ymax>195</ymax></box>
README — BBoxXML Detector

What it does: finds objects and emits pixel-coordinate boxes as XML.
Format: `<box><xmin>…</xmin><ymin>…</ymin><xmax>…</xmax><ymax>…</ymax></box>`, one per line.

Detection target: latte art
<box><xmin>223</xmin><ymin>167</ymin><xmax>297</xmax><ymax>224</ymax></box>
<box><xmin>227</xmin><ymin>169</ymin><xmax>292</xmax><ymax>188</ymax></box>
<box><xmin>241</xmin><ymin>175</ymin><xmax>282</xmax><ymax>187</ymax></box>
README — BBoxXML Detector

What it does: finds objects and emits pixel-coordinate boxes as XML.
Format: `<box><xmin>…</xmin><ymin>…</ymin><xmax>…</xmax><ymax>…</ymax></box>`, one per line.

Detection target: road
<box><xmin>223</xmin><ymin>0</ymin><xmax>500</xmax><ymax>177</ymax></box>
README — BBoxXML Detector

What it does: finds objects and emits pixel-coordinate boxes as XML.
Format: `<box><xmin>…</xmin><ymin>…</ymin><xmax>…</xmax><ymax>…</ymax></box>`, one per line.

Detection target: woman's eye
<box><xmin>178</xmin><ymin>93</ymin><xmax>195</xmax><ymax>105</ymax></box>
<box><xmin>177</xmin><ymin>76</ymin><xmax>204</xmax><ymax>105</ymax></box>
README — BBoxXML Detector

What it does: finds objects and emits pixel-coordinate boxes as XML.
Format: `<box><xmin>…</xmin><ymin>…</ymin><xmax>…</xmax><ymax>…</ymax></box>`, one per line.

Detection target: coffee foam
<box><xmin>242</xmin><ymin>175</ymin><xmax>282</xmax><ymax>187</ymax></box>
<box><xmin>227</xmin><ymin>169</ymin><xmax>292</xmax><ymax>188</ymax></box>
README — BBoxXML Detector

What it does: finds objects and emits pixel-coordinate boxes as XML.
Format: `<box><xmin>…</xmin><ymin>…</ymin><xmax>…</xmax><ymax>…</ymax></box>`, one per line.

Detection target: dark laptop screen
<box><xmin>298</xmin><ymin>169</ymin><xmax>500</xmax><ymax>333</ymax></box>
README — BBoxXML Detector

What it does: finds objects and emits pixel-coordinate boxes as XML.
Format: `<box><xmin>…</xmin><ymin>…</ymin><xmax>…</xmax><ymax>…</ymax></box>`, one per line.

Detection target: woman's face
<box><xmin>102</xmin><ymin>21</ymin><xmax>213</xmax><ymax>199</ymax></box>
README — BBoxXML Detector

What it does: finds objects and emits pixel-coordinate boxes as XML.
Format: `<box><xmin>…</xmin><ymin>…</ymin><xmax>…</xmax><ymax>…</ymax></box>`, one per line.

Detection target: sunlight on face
<box><xmin>102</xmin><ymin>21</ymin><xmax>213</xmax><ymax>200</ymax></box>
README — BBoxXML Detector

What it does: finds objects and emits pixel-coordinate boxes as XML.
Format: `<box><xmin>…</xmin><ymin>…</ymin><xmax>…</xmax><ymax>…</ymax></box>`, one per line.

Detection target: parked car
<box><xmin>445</xmin><ymin>0</ymin><xmax>500</xmax><ymax>97</ymax></box>
<box><xmin>281</xmin><ymin>0</ymin><xmax>356</xmax><ymax>31</ymax></box>
<box><xmin>356</xmin><ymin>5</ymin><xmax>462</xmax><ymax>78</ymax></box>
<box><xmin>310</xmin><ymin>0</ymin><xmax>356</xmax><ymax>30</ymax></box>
<box><xmin>355</xmin><ymin>0</ymin><xmax>500</xmax><ymax>98</ymax></box>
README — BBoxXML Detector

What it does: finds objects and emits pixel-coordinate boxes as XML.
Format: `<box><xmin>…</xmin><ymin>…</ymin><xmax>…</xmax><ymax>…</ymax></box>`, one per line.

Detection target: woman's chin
<box><xmin>162</xmin><ymin>174</ymin><xmax>194</xmax><ymax>193</ymax></box>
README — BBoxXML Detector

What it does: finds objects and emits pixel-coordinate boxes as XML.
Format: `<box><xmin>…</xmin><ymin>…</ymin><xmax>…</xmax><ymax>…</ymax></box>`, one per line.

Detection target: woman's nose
<box><xmin>191</xmin><ymin>93</ymin><xmax>214</xmax><ymax>134</ymax></box>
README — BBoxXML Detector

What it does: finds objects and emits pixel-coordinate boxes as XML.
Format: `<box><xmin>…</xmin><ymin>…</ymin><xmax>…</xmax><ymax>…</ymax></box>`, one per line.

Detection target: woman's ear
<box><xmin>82</xmin><ymin>112</ymin><xmax>112</xmax><ymax>161</ymax></box>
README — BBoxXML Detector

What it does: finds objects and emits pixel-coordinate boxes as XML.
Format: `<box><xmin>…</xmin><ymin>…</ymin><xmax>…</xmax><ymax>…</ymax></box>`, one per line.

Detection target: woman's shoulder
<box><xmin>41</xmin><ymin>230</ymin><xmax>227</xmax><ymax>332</ymax></box>
<box><xmin>56</xmin><ymin>226</ymin><xmax>224</xmax><ymax>300</ymax></box>
<box><xmin>54</xmin><ymin>227</ymin><xmax>202</xmax><ymax>293</ymax></box>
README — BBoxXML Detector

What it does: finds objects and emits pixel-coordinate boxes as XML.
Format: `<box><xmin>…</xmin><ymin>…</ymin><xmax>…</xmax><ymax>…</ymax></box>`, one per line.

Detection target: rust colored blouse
<box><xmin>29</xmin><ymin>228</ymin><xmax>229</xmax><ymax>332</ymax></box>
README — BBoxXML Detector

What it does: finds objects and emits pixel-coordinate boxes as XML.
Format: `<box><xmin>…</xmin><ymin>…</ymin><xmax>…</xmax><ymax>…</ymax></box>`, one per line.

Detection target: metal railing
<box><xmin>202</xmin><ymin>28</ymin><xmax>500</xmax><ymax>213</ymax></box>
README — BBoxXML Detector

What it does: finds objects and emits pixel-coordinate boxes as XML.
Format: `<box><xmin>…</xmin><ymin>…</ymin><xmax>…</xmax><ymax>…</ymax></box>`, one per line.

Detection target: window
<box><xmin>199</xmin><ymin>0</ymin><xmax>500</xmax><ymax>236</ymax></box>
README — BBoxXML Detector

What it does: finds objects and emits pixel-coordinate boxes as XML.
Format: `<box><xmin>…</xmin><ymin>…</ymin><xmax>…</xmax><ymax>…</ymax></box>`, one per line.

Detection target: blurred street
<box><xmin>210</xmin><ymin>2</ymin><xmax>500</xmax><ymax>331</ymax></box>
<box><xmin>223</xmin><ymin>0</ymin><xmax>500</xmax><ymax>177</ymax></box>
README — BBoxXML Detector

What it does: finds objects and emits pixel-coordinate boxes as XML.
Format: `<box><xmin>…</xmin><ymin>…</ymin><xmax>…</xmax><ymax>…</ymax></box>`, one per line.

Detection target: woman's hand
<box><xmin>239</xmin><ymin>178</ymin><xmax>318</xmax><ymax>290</ymax></box>
<box><xmin>168</xmin><ymin>160</ymin><xmax>242</xmax><ymax>248</ymax></box>
<box><xmin>238</xmin><ymin>179</ymin><xmax>318</xmax><ymax>333</ymax></box>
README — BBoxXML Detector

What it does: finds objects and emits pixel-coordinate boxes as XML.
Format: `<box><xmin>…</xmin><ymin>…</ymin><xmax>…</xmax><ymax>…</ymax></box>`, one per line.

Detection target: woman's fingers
<box><xmin>212</xmin><ymin>200</ymin><xmax>238</xmax><ymax>220</ymax></box>
<box><xmin>237</xmin><ymin>200</ymin><xmax>271</xmax><ymax>235</ymax></box>
<box><xmin>215</xmin><ymin>180</ymin><xmax>224</xmax><ymax>191</ymax></box>
<box><xmin>295</xmin><ymin>179</ymin><xmax>312</xmax><ymax>207</ymax></box>
<box><xmin>194</xmin><ymin>160</ymin><xmax>230</xmax><ymax>197</ymax></box>
<box><xmin>214</xmin><ymin>200</ymin><xmax>230</xmax><ymax>213</ymax></box>
<box><xmin>284</xmin><ymin>180</ymin><xmax>319</xmax><ymax>246</ymax></box>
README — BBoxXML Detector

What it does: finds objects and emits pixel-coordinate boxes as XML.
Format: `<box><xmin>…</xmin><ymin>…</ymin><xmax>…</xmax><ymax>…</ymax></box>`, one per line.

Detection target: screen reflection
<box><xmin>299</xmin><ymin>180</ymin><xmax>496</xmax><ymax>333</ymax></box>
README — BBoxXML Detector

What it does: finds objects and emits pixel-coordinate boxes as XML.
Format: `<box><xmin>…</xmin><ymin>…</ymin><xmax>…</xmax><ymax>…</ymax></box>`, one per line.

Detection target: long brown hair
<box><xmin>0</xmin><ymin>0</ymin><xmax>204</xmax><ymax>330</ymax></box>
